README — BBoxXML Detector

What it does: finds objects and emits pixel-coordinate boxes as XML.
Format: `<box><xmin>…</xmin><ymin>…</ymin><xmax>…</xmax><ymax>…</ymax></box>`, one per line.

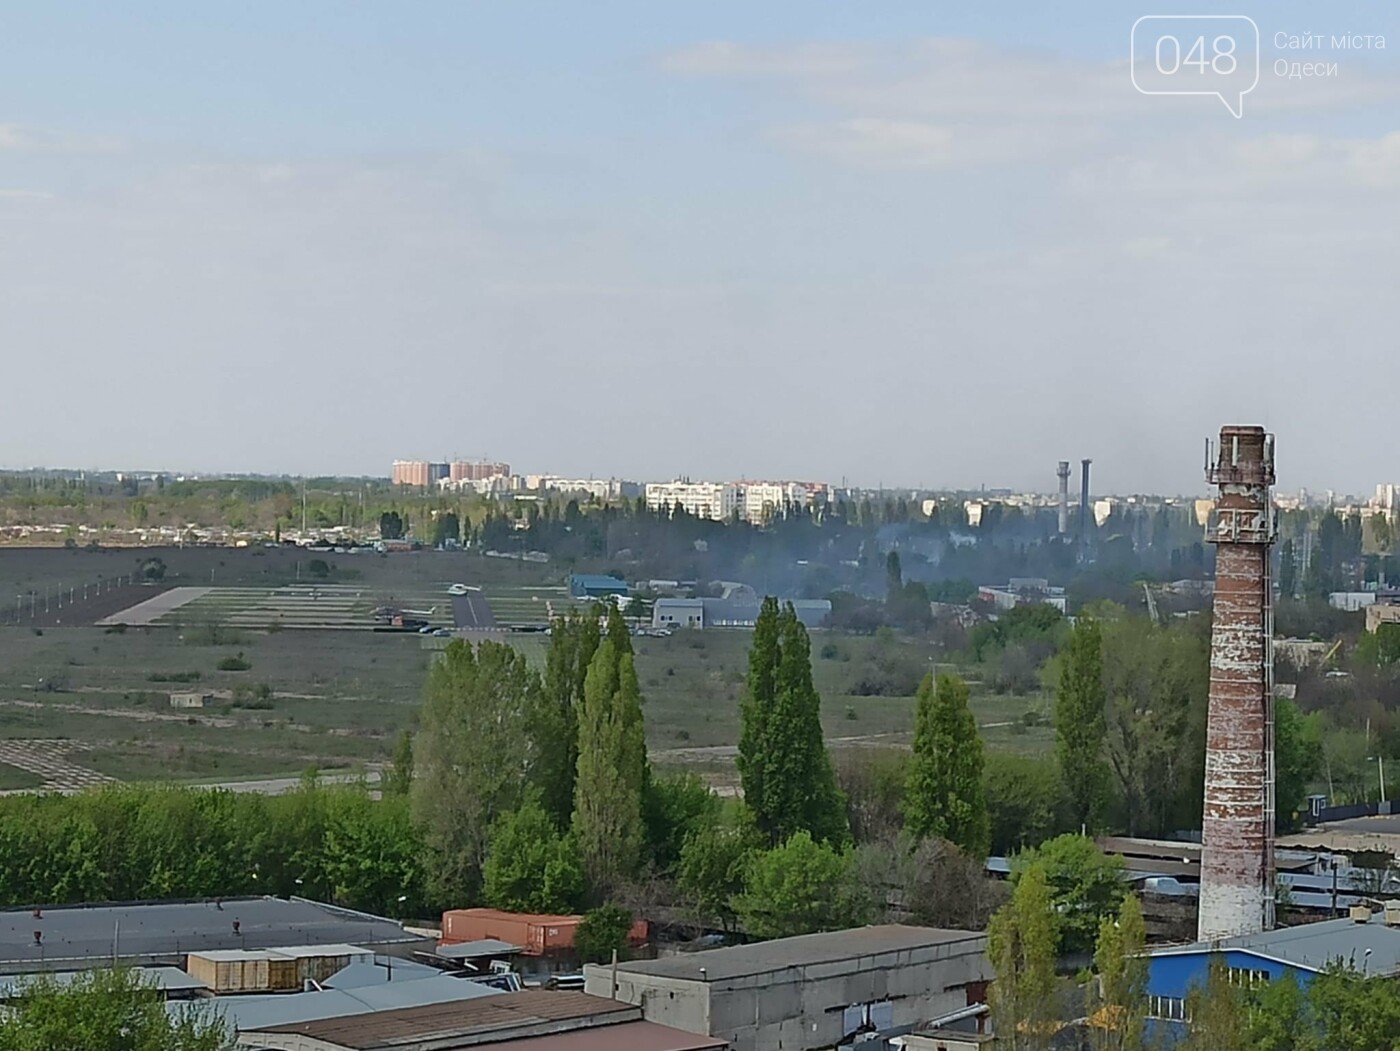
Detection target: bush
<box><xmin>231</xmin><ymin>682</ymin><xmax>274</xmax><ymax>709</ymax></box>
<box><xmin>819</xmin><ymin>641</ymin><xmax>841</xmax><ymax>660</ymax></box>
<box><xmin>735</xmin><ymin>831</ymin><xmax>869</xmax><ymax>939</ymax></box>
<box><xmin>217</xmin><ymin>653</ymin><xmax>252</xmax><ymax>672</ymax></box>
<box><xmin>574</xmin><ymin>905</ymin><xmax>634</xmax><ymax>964</ymax></box>
<box><xmin>104</xmin><ymin>623</ymin><xmax>128</xmax><ymax>635</ymax></box>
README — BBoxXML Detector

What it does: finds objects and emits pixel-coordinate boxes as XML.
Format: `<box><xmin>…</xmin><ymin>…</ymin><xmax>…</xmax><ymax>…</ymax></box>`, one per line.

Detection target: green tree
<box><xmin>903</xmin><ymin>674</ymin><xmax>990</xmax><ymax>856</ymax></box>
<box><xmin>0</xmin><ymin>967</ymin><xmax>234</xmax><ymax>1050</ymax></box>
<box><xmin>734</xmin><ymin>830</ymin><xmax>868</xmax><ymax>939</ymax></box>
<box><xmin>381</xmin><ymin>730</ymin><xmax>414</xmax><ymax>797</ymax></box>
<box><xmin>482</xmin><ymin>796</ymin><xmax>584</xmax><ymax>914</ymax></box>
<box><xmin>1274</xmin><ymin>697</ymin><xmax>1323</xmax><ymax>832</ymax></box>
<box><xmin>574</xmin><ymin>904</ymin><xmax>635</xmax><ymax>964</ymax></box>
<box><xmin>1013</xmin><ymin>834</ymin><xmax>1127</xmax><ymax>955</ymax></box>
<box><xmin>1246</xmin><ymin>970</ymin><xmax>1314</xmax><ymax>1051</ymax></box>
<box><xmin>573</xmin><ymin>608</ymin><xmax>648</xmax><ymax>895</ymax></box>
<box><xmin>531</xmin><ymin>610</ymin><xmax>601</xmax><ymax>828</ymax></box>
<box><xmin>885</xmin><ymin>549</ymin><xmax>903</xmax><ymax>603</ymax></box>
<box><xmin>1278</xmin><ymin>538</ymin><xmax>1298</xmax><ymax>598</ymax></box>
<box><xmin>1091</xmin><ymin>894</ymin><xmax>1147</xmax><ymax>1051</ymax></box>
<box><xmin>739</xmin><ymin>601</ymin><xmax>848</xmax><ymax>846</ymax></box>
<box><xmin>643</xmin><ymin>773</ymin><xmax>720</xmax><ymax>876</ymax></box>
<box><xmin>984</xmin><ymin>753</ymin><xmax>1068</xmax><ymax>855</ymax></box>
<box><xmin>322</xmin><ymin>791</ymin><xmax>424</xmax><ymax>917</ymax></box>
<box><xmin>412</xmin><ymin>639</ymin><xmax>538</xmax><ymax>903</ymax></box>
<box><xmin>988</xmin><ymin>862</ymin><xmax>1059</xmax><ymax>1051</ymax></box>
<box><xmin>1056</xmin><ymin>617</ymin><xmax>1110</xmax><ymax>833</ymax></box>
<box><xmin>1181</xmin><ymin>960</ymin><xmax>1250</xmax><ymax>1051</ymax></box>
<box><xmin>1303</xmin><ymin>965</ymin><xmax>1400</xmax><ymax>1051</ymax></box>
<box><xmin>677</xmin><ymin>809</ymin><xmax>763</xmax><ymax>933</ymax></box>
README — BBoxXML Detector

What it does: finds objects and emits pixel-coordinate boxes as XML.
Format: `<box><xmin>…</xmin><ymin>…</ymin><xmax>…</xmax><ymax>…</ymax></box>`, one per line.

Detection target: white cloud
<box><xmin>0</xmin><ymin>124</ymin><xmax>124</xmax><ymax>154</ymax></box>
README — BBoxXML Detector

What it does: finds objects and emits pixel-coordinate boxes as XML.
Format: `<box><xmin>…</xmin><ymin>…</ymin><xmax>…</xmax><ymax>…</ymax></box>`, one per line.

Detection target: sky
<box><xmin>2</xmin><ymin>1</ymin><xmax>1398</xmax><ymax>495</ymax></box>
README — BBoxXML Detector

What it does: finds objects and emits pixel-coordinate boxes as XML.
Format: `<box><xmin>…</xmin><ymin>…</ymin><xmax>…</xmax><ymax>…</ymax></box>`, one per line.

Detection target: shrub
<box><xmin>217</xmin><ymin>653</ymin><xmax>252</xmax><ymax>672</ymax></box>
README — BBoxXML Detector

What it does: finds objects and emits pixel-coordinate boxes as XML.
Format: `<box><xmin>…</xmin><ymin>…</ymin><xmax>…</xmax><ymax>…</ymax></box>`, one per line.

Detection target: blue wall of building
<box><xmin>1147</xmin><ymin>949</ymin><xmax>1307</xmax><ymax>999</ymax></box>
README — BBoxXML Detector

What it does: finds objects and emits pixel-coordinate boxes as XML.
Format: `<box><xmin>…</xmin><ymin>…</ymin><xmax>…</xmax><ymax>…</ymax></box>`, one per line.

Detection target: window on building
<box><xmin>1147</xmin><ymin>995</ymin><xmax>1187</xmax><ymax>1021</ymax></box>
<box><xmin>1226</xmin><ymin>967</ymin><xmax>1270</xmax><ymax>988</ymax></box>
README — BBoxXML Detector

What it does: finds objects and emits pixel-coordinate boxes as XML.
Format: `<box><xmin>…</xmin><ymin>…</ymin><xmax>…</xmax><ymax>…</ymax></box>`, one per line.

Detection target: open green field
<box><xmin>0</xmin><ymin>545</ymin><xmax>1053</xmax><ymax>793</ymax></box>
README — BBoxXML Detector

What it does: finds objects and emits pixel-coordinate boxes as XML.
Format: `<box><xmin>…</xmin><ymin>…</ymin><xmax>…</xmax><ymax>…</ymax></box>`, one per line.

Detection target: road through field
<box><xmin>95</xmin><ymin>586</ymin><xmax>211</xmax><ymax>626</ymax></box>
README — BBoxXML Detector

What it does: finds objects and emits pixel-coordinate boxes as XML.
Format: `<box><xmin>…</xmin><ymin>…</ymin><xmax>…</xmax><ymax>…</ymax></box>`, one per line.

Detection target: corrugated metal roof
<box><xmin>248</xmin><ymin>989</ymin><xmax>636</xmax><ymax>1047</ymax></box>
<box><xmin>604</xmin><ymin>925</ymin><xmax>984</xmax><ymax>983</ymax></box>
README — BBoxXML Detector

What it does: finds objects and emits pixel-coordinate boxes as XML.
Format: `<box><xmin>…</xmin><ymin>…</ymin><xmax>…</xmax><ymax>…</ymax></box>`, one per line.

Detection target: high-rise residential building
<box><xmin>450</xmin><ymin>461</ymin><xmax>510</xmax><ymax>482</ymax></box>
<box><xmin>645</xmin><ymin>480</ymin><xmax>741</xmax><ymax>521</ymax></box>
<box><xmin>392</xmin><ymin>460</ymin><xmax>431</xmax><ymax>487</ymax></box>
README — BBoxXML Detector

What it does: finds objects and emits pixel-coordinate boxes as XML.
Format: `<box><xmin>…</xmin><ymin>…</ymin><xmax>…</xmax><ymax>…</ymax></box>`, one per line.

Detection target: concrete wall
<box><xmin>587</xmin><ymin>936</ymin><xmax>990</xmax><ymax>1051</ymax></box>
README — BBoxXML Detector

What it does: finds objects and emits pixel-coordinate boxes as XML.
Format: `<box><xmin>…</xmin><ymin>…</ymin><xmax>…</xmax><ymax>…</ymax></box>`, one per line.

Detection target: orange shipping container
<box><xmin>440</xmin><ymin>908</ymin><xmax>648</xmax><ymax>956</ymax></box>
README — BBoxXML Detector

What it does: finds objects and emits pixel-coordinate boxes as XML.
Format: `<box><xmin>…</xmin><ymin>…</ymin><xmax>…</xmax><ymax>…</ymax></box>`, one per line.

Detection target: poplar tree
<box><xmin>903</xmin><ymin>673</ymin><xmax>991</xmax><ymax>856</ymax></box>
<box><xmin>740</xmin><ymin>601</ymin><xmax>848</xmax><ymax>846</ymax></box>
<box><xmin>1056</xmin><ymin>617</ymin><xmax>1109</xmax><ymax>833</ymax></box>
<box><xmin>573</xmin><ymin>606</ymin><xmax>648</xmax><ymax>894</ymax></box>
<box><xmin>1092</xmin><ymin>894</ymin><xmax>1148</xmax><ymax>1051</ymax></box>
<box><xmin>412</xmin><ymin>639</ymin><xmax>537</xmax><ymax>903</ymax></box>
<box><xmin>737</xmin><ymin>597</ymin><xmax>781</xmax><ymax>823</ymax></box>
<box><xmin>531</xmin><ymin>608</ymin><xmax>601</xmax><ymax>828</ymax></box>
<box><xmin>988</xmin><ymin>862</ymin><xmax>1060</xmax><ymax>1051</ymax></box>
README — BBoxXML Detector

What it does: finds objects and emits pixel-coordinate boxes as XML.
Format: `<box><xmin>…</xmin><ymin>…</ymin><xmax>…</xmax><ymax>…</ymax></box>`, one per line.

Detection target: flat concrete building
<box><xmin>583</xmin><ymin>925</ymin><xmax>991</xmax><ymax>1051</ymax></box>
<box><xmin>0</xmin><ymin>898</ymin><xmax>425</xmax><ymax>974</ymax></box>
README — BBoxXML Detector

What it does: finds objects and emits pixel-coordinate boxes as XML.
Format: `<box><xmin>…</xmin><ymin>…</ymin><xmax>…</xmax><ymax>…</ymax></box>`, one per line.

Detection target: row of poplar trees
<box><xmin>737</xmin><ymin>596</ymin><xmax>990</xmax><ymax>856</ymax></box>
<box><xmin>412</xmin><ymin>605</ymin><xmax>649</xmax><ymax>905</ymax></box>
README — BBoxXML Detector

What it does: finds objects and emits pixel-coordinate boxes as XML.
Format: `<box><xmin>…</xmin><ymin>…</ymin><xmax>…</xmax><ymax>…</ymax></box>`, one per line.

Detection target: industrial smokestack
<box><xmin>1197</xmin><ymin>425</ymin><xmax>1277</xmax><ymax>942</ymax></box>
<box><xmin>1056</xmin><ymin>462</ymin><xmax>1071</xmax><ymax>535</ymax></box>
<box><xmin>1078</xmin><ymin>459</ymin><xmax>1092</xmax><ymax>547</ymax></box>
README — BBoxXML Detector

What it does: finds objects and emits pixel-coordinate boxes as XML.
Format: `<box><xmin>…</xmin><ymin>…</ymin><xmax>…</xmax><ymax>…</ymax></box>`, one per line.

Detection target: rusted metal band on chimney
<box><xmin>1198</xmin><ymin>425</ymin><xmax>1276</xmax><ymax>942</ymax></box>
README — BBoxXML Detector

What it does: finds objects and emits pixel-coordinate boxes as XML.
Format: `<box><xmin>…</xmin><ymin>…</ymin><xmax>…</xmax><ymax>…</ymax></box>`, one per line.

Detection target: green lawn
<box><xmin>0</xmin><ymin>762</ymin><xmax>44</xmax><ymax>791</ymax></box>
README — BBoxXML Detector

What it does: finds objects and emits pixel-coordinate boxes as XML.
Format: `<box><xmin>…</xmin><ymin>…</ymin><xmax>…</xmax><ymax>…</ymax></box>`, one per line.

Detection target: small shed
<box><xmin>169</xmin><ymin>692</ymin><xmax>211</xmax><ymax>709</ymax></box>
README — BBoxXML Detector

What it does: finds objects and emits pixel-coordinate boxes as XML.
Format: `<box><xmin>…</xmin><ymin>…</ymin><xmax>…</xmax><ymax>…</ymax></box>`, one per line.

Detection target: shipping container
<box><xmin>440</xmin><ymin>909</ymin><xmax>649</xmax><ymax>956</ymax></box>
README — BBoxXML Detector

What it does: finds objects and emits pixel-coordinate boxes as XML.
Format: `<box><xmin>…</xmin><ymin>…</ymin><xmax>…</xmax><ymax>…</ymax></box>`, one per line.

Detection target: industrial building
<box><xmin>568</xmin><ymin>574</ymin><xmax>629</xmax><ymax>600</ymax></box>
<box><xmin>0</xmin><ymin>897</ymin><xmax>425</xmax><ymax>974</ymax></box>
<box><xmin>975</xmin><ymin>579</ymin><xmax>1067</xmax><ymax>613</ymax></box>
<box><xmin>652</xmin><ymin>598</ymin><xmax>832</xmax><ymax>631</ymax></box>
<box><xmin>1144</xmin><ymin>905</ymin><xmax>1400</xmax><ymax>1029</ymax></box>
<box><xmin>582</xmin><ymin>925</ymin><xmax>991</xmax><ymax>1051</ymax></box>
<box><xmin>239</xmin><ymin>990</ymin><xmax>728</xmax><ymax>1051</ymax></box>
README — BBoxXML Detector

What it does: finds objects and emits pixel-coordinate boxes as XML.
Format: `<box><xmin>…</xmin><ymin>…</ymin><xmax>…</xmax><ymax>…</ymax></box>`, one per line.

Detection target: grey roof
<box><xmin>181</xmin><ymin>971</ymin><xmax>503</xmax><ymax>1032</ymax></box>
<box><xmin>0</xmin><ymin>965</ymin><xmax>206</xmax><ymax>998</ymax></box>
<box><xmin>324</xmin><ymin>958</ymin><xmax>444</xmax><ymax>989</ymax></box>
<box><xmin>1153</xmin><ymin>912</ymin><xmax>1400</xmax><ymax>976</ymax></box>
<box><xmin>0</xmin><ymin>898</ymin><xmax>419</xmax><ymax>971</ymax></box>
<box><xmin>605</xmin><ymin>925</ymin><xmax>984</xmax><ymax>983</ymax></box>
<box><xmin>433</xmin><ymin>939</ymin><xmax>522</xmax><ymax>960</ymax></box>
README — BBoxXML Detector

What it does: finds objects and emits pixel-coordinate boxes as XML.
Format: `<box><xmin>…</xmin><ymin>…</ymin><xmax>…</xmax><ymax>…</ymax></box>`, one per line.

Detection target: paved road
<box><xmin>95</xmin><ymin>586</ymin><xmax>211</xmax><ymax>626</ymax></box>
<box><xmin>451</xmin><ymin>591</ymin><xmax>497</xmax><ymax>630</ymax></box>
<box><xmin>194</xmin><ymin>770</ymin><xmax>382</xmax><ymax>795</ymax></box>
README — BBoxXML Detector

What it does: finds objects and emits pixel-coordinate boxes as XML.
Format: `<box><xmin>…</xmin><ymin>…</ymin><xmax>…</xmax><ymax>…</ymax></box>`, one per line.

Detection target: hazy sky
<box><xmin>2</xmin><ymin>2</ymin><xmax>1398</xmax><ymax>495</ymax></box>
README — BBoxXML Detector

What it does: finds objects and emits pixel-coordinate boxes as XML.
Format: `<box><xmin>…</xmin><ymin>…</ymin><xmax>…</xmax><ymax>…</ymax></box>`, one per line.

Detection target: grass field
<box><xmin>0</xmin><ymin>545</ymin><xmax>1054</xmax><ymax>792</ymax></box>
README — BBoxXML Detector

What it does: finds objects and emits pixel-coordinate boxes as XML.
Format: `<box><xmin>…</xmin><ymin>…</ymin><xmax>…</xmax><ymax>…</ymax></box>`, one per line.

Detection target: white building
<box><xmin>645</xmin><ymin>481</ymin><xmax>741</xmax><ymax>521</ymax></box>
<box><xmin>739</xmin><ymin>481</ymin><xmax>808</xmax><ymax>524</ymax></box>
<box><xmin>978</xmin><ymin>578</ymin><xmax>1068</xmax><ymax>613</ymax></box>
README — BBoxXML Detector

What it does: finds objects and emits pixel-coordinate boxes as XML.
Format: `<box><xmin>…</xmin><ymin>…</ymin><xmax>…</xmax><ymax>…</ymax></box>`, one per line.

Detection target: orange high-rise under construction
<box><xmin>1197</xmin><ymin>425</ymin><xmax>1277</xmax><ymax>942</ymax></box>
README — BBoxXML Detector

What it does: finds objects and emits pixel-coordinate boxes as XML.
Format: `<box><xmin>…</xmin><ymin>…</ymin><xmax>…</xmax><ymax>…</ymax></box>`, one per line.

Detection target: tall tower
<box><xmin>1056</xmin><ymin>462</ymin><xmax>1071</xmax><ymax>534</ymax></box>
<box><xmin>1198</xmin><ymin>425</ymin><xmax>1277</xmax><ymax>942</ymax></box>
<box><xmin>1078</xmin><ymin>459</ymin><xmax>1092</xmax><ymax>548</ymax></box>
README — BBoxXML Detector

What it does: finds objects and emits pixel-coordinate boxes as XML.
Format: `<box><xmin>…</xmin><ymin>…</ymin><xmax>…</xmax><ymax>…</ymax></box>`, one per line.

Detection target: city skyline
<box><xmin>3</xmin><ymin>2</ymin><xmax>1398</xmax><ymax>491</ymax></box>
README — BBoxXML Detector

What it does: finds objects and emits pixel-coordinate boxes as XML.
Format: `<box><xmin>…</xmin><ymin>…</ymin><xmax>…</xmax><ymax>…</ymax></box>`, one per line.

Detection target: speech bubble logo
<box><xmin>1131</xmin><ymin>15</ymin><xmax>1260</xmax><ymax>118</ymax></box>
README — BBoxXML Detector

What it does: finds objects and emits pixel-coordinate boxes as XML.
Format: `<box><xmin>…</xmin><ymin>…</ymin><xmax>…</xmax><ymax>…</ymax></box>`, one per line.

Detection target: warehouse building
<box><xmin>652</xmin><ymin>598</ymin><xmax>831</xmax><ymax>631</ymax></box>
<box><xmin>238</xmin><ymin>989</ymin><xmax>727</xmax><ymax>1051</ymax></box>
<box><xmin>582</xmin><ymin>925</ymin><xmax>991</xmax><ymax>1051</ymax></box>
